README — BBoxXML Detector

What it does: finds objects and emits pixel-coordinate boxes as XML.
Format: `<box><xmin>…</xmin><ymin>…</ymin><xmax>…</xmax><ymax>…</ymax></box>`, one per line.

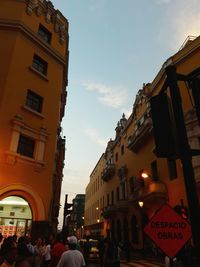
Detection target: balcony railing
<box><xmin>101</xmin><ymin>205</ymin><xmax>116</xmax><ymax>219</ymax></box>
<box><xmin>127</xmin><ymin>117</ymin><xmax>153</xmax><ymax>153</ymax></box>
<box><xmin>115</xmin><ymin>199</ymin><xmax>129</xmax><ymax>213</ymax></box>
<box><xmin>101</xmin><ymin>164</ymin><xmax>115</xmax><ymax>182</ymax></box>
<box><xmin>129</xmin><ymin>180</ymin><xmax>168</xmax><ymax>202</ymax></box>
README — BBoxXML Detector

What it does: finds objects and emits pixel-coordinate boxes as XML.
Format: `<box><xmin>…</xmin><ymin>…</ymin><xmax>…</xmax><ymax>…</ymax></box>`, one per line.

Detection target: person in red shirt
<box><xmin>50</xmin><ymin>234</ymin><xmax>66</xmax><ymax>267</ymax></box>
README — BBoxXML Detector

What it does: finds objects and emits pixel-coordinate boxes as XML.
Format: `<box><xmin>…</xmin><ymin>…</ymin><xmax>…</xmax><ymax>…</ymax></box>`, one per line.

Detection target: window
<box><xmin>107</xmin><ymin>194</ymin><xmax>110</xmax><ymax>206</ymax></box>
<box><xmin>151</xmin><ymin>160</ymin><xmax>159</xmax><ymax>181</ymax></box>
<box><xmin>121</xmin><ymin>145</ymin><xmax>124</xmax><ymax>155</ymax></box>
<box><xmin>32</xmin><ymin>54</ymin><xmax>48</xmax><ymax>75</ymax></box>
<box><xmin>17</xmin><ymin>135</ymin><xmax>35</xmax><ymax>158</ymax></box>
<box><xmin>26</xmin><ymin>90</ymin><xmax>43</xmax><ymax>113</ymax></box>
<box><xmin>116</xmin><ymin>187</ymin><xmax>119</xmax><ymax>201</ymax></box>
<box><xmin>168</xmin><ymin>159</ymin><xmax>177</xmax><ymax>180</ymax></box>
<box><xmin>0</xmin><ymin>207</ymin><xmax>3</xmax><ymax>211</ymax></box>
<box><xmin>115</xmin><ymin>152</ymin><xmax>118</xmax><ymax>162</ymax></box>
<box><xmin>38</xmin><ymin>24</ymin><xmax>52</xmax><ymax>44</ymax></box>
<box><xmin>111</xmin><ymin>190</ymin><xmax>114</xmax><ymax>205</ymax></box>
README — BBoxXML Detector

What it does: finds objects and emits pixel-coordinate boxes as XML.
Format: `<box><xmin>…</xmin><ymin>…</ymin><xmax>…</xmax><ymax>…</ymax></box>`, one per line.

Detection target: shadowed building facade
<box><xmin>84</xmin><ymin>36</ymin><xmax>200</xmax><ymax>254</ymax></box>
<box><xmin>0</xmin><ymin>0</ymin><xmax>69</xmax><ymax>237</ymax></box>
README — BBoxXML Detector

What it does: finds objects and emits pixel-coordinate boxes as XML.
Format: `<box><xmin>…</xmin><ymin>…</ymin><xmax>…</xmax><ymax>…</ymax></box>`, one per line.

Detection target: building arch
<box><xmin>0</xmin><ymin>184</ymin><xmax>46</xmax><ymax>221</ymax></box>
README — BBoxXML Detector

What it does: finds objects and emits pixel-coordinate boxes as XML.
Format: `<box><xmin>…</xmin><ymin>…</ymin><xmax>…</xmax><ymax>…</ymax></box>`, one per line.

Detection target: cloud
<box><xmin>83</xmin><ymin>127</ymin><xmax>107</xmax><ymax>147</ymax></box>
<box><xmin>82</xmin><ymin>81</ymin><xmax>128</xmax><ymax>108</ymax></box>
<box><xmin>154</xmin><ymin>0</ymin><xmax>171</xmax><ymax>4</ymax></box>
<box><xmin>158</xmin><ymin>0</ymin><xmax>200</xmax><ymax>50</ymax></box>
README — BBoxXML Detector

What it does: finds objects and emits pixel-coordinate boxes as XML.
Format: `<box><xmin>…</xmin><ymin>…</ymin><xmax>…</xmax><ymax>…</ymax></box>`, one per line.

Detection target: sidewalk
<box><xmin>120</xmin><ymin>257</ymin><xmax>165</xmax><ymax>267</ymax></box>
<box><xmin>120</xmin><ymin>253</ymin><xmax>165</xmax><ymax>267</ymax></box>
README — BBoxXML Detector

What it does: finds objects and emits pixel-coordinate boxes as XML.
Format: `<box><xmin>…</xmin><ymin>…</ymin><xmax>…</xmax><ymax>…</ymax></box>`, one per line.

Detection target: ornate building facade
<box><xmin>0</xmin><ymin>0</ymin><xmax>68</xmax><ymax>237</ymax></box>
<box><xmin>84</xmin><ymin>36</ymin><xmax>200</xmax><ymax>253</ymax></box>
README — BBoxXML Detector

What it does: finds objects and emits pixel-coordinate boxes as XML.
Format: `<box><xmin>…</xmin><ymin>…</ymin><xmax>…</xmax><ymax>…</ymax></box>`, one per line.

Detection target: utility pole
<box><xmin>165</xmin><ymin>66</ymin><xmax>200</xmax><ymax>265</ymax></box>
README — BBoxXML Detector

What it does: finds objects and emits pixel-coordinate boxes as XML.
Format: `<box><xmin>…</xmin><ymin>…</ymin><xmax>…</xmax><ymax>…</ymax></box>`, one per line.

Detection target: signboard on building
<box><xmin>144</xmin><ymin>204</ymin><xmax>192</xmax><ymax>258</ymax></box>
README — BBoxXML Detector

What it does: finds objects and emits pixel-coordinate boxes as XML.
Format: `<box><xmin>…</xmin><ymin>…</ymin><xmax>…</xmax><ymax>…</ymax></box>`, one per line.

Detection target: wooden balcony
<box><xmin>102</xmin><ymin>205</ymin><xmax>116</xmax><ymax>219</ymax></box>
<box><xmin>115</xmin><ymin>199</ymin><xmax>129</xmax><ymax>213</ymax></box>
<box><xmin>130</xmin><ymin>180</ymin><xmax>168</xmax><ymax>202</ymax></box>
<box><xmin>127</xmin><ymin>117</ymin><xmax>153</xmax><ymax>153</ymax></box>
<box><xmin>101</xmin><ymin>164</ymin><xmax>115</xmax><ymax>182</ymax></box>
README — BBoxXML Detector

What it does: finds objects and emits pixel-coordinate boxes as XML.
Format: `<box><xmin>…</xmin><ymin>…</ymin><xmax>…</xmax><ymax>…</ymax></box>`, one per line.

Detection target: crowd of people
<box><xmin>0</xmin><ymin>233</ymin><xmax>84</xmax><ymax>267</ymax></box>
<box><xmin>0</xmin><ymin>232</ymin><xmax>123</xmax><ymax>267</ymax></box>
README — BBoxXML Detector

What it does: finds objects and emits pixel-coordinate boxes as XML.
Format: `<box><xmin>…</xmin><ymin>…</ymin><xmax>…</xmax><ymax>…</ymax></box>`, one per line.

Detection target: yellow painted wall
<box><xmin>0</xmin><ymin>0</ymin><xmax>68</xmax><ymax>224</ymax></box>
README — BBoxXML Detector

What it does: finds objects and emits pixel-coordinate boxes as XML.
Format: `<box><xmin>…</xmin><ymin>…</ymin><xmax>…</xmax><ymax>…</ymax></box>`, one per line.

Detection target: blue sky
<box><xmin>52</xmin><ymin>0</ymin><xmax>200</xmax><ymax>225</ymax></box>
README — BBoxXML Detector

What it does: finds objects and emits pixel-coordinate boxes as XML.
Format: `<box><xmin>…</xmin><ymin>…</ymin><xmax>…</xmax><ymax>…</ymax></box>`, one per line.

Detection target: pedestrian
<box><xmin>82</xmin><ymin>237</ymin><xmax>91</xmax><ymax>266</ymax></box>
<box><xmin>98</xmin><ymin>237</ymin><xmax>105</xmax><ymax>267</ymax></box>
<box><xmin>123</xmin><ymin>240</ymin><xmax>131</xmax><ymax>262</ymax></box>
<box><xmin>50</xmin><ymin>233</ymin><xmax>66</xmax><ymax>267</ymax></box>
<box><xmin>57</xmin><ymin>236</ymin><xmax>85</xmax><ymax>267</ymax></box>
<box><xmin>42</xmin><ymin>238</ymin><xmax>51</xmax><ymax>267</ymax></box>
<box><xmin>0</xmin><ymin>241</ymin><xmax>18</xmax><ymax>267</ymax></box>
<box><xmin>103</xmin><ymin>239</ymin><xmax>120</xmax><ymax>267</ymax></box>
<box><xmin>16</xmin><ymin>245</ymin><xmax>32</xmax><ymax>267</ymax></box>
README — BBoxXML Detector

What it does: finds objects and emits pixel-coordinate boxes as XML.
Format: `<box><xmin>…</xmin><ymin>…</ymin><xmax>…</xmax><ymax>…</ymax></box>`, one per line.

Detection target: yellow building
<box><xmin>84</xmin><ymin>36</ymin><xmax>200</xmax><ymax>253</ymax></box>
<box><xmin>0</xmin><ymin>0</ymin><xmax>68</xmax><ymax>237</ymax></box>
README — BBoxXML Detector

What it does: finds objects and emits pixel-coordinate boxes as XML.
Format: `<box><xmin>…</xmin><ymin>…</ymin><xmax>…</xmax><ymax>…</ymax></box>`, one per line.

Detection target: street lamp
<box><xmin>140</xmin><ymin>169</ymin><xmax>150</xmax><ymax>179</ymax></box>
<box><xmin>138</xmin><ymin>201</ymin><xmax>144</xmax><ymax>208</ymax></box>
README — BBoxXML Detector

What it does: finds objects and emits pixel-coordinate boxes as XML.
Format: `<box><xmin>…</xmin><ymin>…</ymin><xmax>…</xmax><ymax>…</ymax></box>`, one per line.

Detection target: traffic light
<box><xmin>180</xmin><ymin>206</ymin><xmax>188</xmax><ymax>220</ymax></box>
<box><xmin>174</xmin><ymin>205</ymin><xmax>189</xmax><ymax>221</ymax></box>
<box><xmin>150</xmin><ymin>93</ymin><xmax>178</xmax><ymax>158</ymax></box>
<box><xmin>188</xmin><ymin>78</ymin><xmax>200</xmax><ymax>125</ymax></box>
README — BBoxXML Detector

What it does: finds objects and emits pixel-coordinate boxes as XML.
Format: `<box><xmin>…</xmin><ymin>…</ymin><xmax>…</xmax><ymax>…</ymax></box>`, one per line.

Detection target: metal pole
<box><xmin>166</xmin><ymin>66</ymin><xmax>200</xmax><ymax>264</ymax></box>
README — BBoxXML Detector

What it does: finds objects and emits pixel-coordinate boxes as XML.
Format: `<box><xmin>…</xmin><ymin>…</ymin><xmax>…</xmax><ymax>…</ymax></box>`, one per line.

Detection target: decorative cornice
<box><xmin>0</xmin><ymin>19</ymin><xmax>67</xmax><ymax>65</ymax></box>
<box><xmin>26</xmin><ymin>0</ymin><xmax>68</xmax><ymax>44</ymax></box>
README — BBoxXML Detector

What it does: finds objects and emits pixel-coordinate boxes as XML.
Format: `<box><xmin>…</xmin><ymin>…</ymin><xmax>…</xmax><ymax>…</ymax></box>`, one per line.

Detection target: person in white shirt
<box><xmin>57</xmin><ymin>236</ymin><xmax>85</xmax><ymax>267</ymax></box>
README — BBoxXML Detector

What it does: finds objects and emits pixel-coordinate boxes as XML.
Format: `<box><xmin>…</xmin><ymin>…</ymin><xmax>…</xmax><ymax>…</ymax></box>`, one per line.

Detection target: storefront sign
<box><xmin>144</xmin><ymin>204</ymin><xmax>191</xmax><ymax>258</ymax></box>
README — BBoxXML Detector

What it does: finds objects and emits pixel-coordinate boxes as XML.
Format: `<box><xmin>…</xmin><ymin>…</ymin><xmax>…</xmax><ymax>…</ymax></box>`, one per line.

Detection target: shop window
<box><xmin>32</xmin><ymin>54</ymin><xmax>48</xmax><ymax>76</ymax></box>
<box><xmin>26</xmin><ymin>90</ymin><xmax>43</xmax><ymax>113</ymax></box>
<box><xmin>38</xmin><ymin>24</ymin><xmax>52</xmax><ymax>44</ymax></box>
<box><xmin>17</xmin><ymin>135</ymin><xmax>35</xmax><ymax>158</ymax></box>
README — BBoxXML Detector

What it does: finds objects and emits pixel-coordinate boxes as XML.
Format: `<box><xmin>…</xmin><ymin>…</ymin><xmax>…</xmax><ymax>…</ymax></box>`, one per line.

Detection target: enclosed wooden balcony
<box><xmin>101</xmin><ymin>164</ymin><xmax>115</xmax><ymax>182</ymax></box>
<box><xmin>127</xmin><ymin>117</ymin><xmax>153</xmax><ymax>153</ymax></box>
<box><xmin>115</xmin><ymin>199</ymin><xmax>129</xmax><ymax>213</ymax></box>
<box><xmin>130</xmin><ymin>180</ymin><xmax>168</xmax><ymax>202</ymax></box>
<box><xmin>102</xmin><ymin>205</ymin><xmax>116</xmax><ymax>219</ymax></box>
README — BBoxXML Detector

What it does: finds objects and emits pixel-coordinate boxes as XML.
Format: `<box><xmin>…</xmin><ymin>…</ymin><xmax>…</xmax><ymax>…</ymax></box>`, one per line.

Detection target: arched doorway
<box><xmin>123</xmin><ymin>217</ymin><xmax>129</xmax><ymax>242</ymax></box>
<box><xmin>0</xmin><ymin>196</ymin><xmax>32</xmax><ymax>238</ymax></box>
<box><xmin>131</xmin><ymin>215</ymin><xmax>139</xmax><ymax>244</ymax></box>
<box><xmin>116</xmin><ymin>219</ymin><xmax>121</xmax><ymax>242</ymax></box>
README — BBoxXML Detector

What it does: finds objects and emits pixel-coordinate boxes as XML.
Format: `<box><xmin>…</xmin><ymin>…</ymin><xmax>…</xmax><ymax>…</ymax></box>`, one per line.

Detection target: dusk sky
<box><xmin>52</xmin><ymin>0</ymin><xmax>200</xmax><ymax>226</ymax></box>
